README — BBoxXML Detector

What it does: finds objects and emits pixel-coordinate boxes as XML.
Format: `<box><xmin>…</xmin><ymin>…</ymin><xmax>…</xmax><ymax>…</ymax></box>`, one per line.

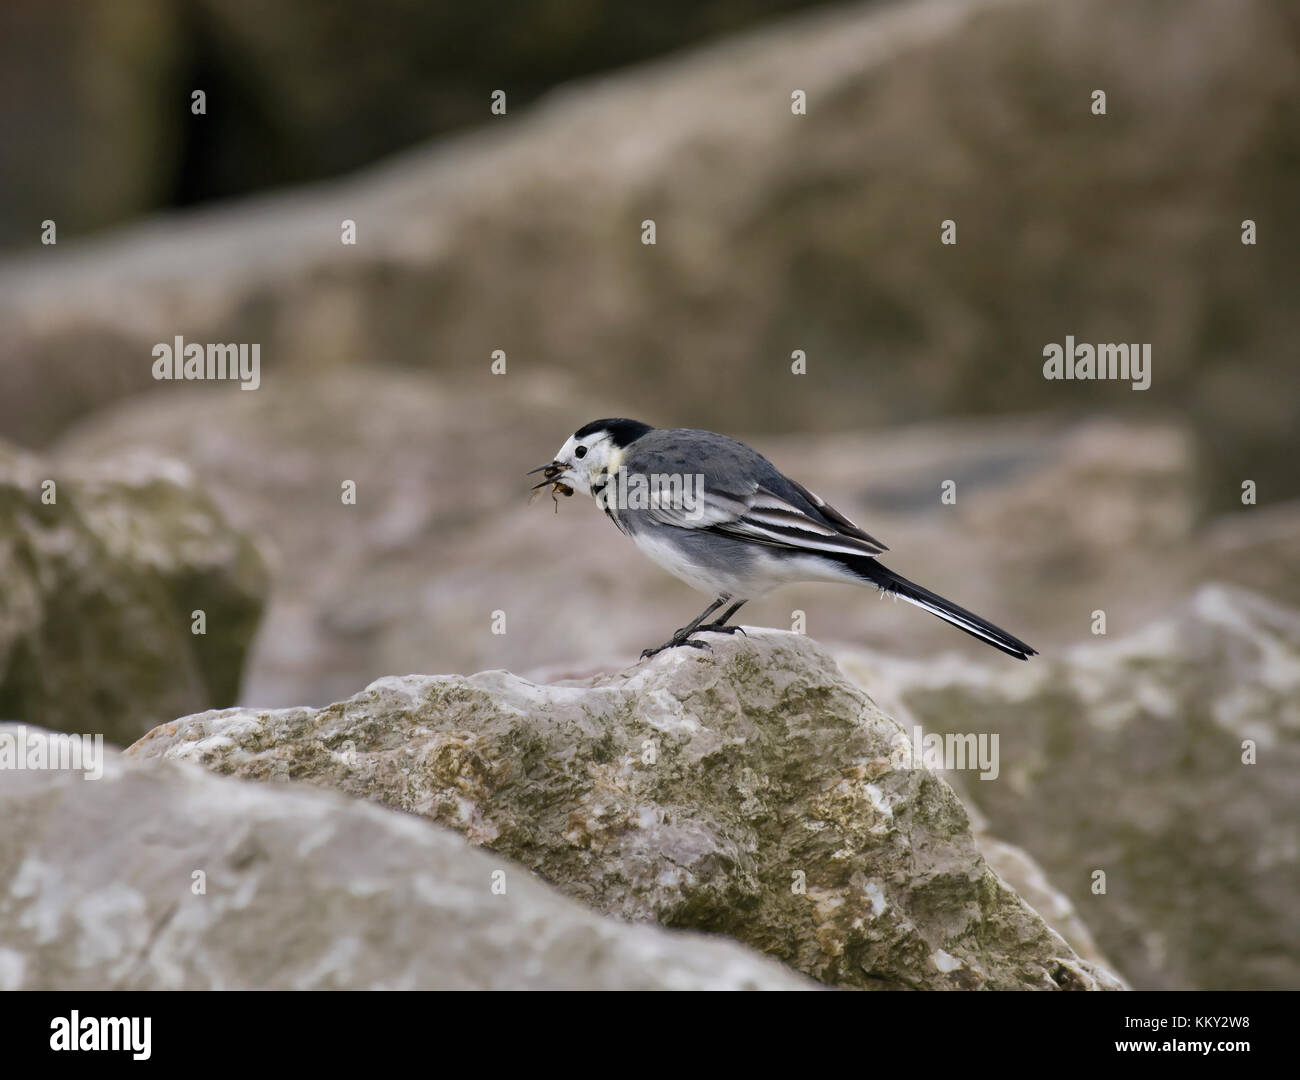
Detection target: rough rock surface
<box><xmin>0</xmin><ymin>726</ymin><xmax>812</xmax><ymax>990</ymax></box>
<box><xmin>0</xmin><ymin>441</ymin><xmax>266</xmax><ymax>745</ymax></box>
<box><xmin>3</xmin><ymin>0</ymin><xmax>1296</xmax><ymax>506</ymax></box>
<box><xmin>976</xmin><ymin>830</ymin><xmax>1109</xmax><ymax>970</ymax></box>
<box><xmin>835</xmin><ymin>585</ymin><xmax>1300</xmax><ymax>990</ymax></box>
<box><xmin>129</xmin><ymin>630</ymin><xmax>1124</xmax><ymax>990</ymax></box>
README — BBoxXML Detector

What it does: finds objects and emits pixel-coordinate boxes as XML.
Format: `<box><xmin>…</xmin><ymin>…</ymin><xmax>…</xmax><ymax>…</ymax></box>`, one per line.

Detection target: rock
<box><xmin>0</xmin><ymin>725</ymin><xmax>813</xmax><ymax>990</ymax></box>
<box><xmin>57</xmin><ymin>369</ymin><xmax>611</xmax><ymax>708</ymax></box>
<box><xmin>0</xmin><ymin>0</ymin><xmax>179</xmax><ymax>250</ymax></box>
<box><xmin>834</xmin><ymin>585</ymin><xmax>1300</xmax><ymax>990</ymax></box>
<box><xmin>0</xmin><ymin>441</ymin><xmax>266</xmax><ymax>745</ymax></box>
<box><xmin>128</xmin><ymin>629</ymin><xmax>1124</xmax><ymax>990</ymax></box>
<box><xmin>3</xmin><ymin>0</ymin><xmax>1297</xmax><ymax>508</ymax></box>
<box><xmin>0</xmin><ymin>0</ymin><xmax>827</xmax><ymax>248</ymax></box>
<box><xmin>976</xmin><ymin>832</ymin><xmax>1111</xmax><ymax>971</ymax></box>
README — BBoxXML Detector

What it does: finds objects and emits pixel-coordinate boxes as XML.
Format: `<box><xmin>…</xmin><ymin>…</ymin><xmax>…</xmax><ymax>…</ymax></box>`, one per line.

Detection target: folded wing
<box><xmin>639</xmin><ymin>477</ymin><xmax>888</xmax><ymax>559</ymax></box>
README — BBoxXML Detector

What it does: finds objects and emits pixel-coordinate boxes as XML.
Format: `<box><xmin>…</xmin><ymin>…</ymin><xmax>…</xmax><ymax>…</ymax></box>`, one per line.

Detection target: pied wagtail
<box><xmin>530</xmin><ymin>419</ymin><xmax>1036</xmax><ymax>661</ymax></box>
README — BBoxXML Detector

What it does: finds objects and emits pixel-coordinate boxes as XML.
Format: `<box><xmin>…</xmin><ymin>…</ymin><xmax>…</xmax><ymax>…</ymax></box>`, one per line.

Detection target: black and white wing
<box><xmin>640</xmin><ymin>476</ymin><xmax>888</xmax><ymax>559</ymax></box>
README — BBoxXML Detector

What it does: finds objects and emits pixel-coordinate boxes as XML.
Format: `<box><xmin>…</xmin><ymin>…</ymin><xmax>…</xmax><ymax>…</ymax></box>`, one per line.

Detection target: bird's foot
<box><xmin>697</xmin><ymin>622</ymin><xmax>747</xmax><ymax>637</ymax></box>
<box><xmin>639</xmin><ymin>635</ymin><xmax>712</xmax><ymax>660</ymax></box>
<box><xmin>639</xmin><ymin>623</ymin><xmax>746</xmax><ymax>660</ymax></box>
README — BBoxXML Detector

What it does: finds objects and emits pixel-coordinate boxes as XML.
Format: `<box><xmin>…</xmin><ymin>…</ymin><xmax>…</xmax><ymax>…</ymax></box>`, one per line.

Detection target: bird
<box><xmin>530</xmin><ymin>419</ymin><xmax>1037</xmax><ymax>661</ymax></box>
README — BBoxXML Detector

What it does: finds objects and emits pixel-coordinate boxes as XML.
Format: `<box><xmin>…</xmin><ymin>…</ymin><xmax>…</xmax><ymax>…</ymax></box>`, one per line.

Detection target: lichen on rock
<box><xmin>130</xmin><ymin>628</ymin><xmax>1124</xmax><ymax>990</ymax></box>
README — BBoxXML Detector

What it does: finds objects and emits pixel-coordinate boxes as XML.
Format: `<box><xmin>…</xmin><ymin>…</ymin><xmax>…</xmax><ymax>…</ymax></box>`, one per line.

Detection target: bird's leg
<box><xmin>670</xmin><ymin>597</ymin><xmax>728</xmax><ymax>639</ymax></box>
<box><xmin>640</xmin><ymin>597</ymin><xmax>728</xmax><ymax>659</ymax></box>
<box><xmin>696</xmin><ymin>599</ymin><xmax>749</xmax><ymax>636</ymax></box>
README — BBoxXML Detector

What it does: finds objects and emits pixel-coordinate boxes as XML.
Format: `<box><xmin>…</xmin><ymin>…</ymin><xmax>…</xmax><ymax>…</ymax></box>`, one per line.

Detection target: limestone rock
<box><xmin>129</xmin><ymin>629</ymin><xmax>1124</xmax><ymax>990</ymax></box>
<box><xmin>976</xmin><ymin>831</ymin><xmax>1110</xmax><ymax>971</ymax></box>
<box><xmin>0</xmin><ymin>442</ymin><xmax>266</xmax><ymax>745</ymax></box>
<box><xmin>0</xmin><ymin>725</ymin><xmax>812</xmax><ymax>990</ymax></box>
<box><xmin>835</xmin><ymin>585</ymin><xmax>1300</xmax><ymax>990</ymax></box>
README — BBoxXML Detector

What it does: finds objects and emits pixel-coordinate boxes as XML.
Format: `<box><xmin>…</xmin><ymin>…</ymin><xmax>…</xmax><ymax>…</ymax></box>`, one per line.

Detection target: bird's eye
<box><xmin>574</xmin><ymin>445</ymin><xmax>587</xmax><ymax>458</ymax></box>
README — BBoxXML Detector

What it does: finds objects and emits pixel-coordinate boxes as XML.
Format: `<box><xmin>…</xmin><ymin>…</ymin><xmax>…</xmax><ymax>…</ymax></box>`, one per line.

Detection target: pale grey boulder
<box><xmin>0</xmin><ymin>725</ymin><xmax>814</xmax><ymax>990</ymax></box>
<box><xmin>0</xmin><ymin>442</ymin><xmax>266</xmax><ymax>746</ymax></box>
<box><xmin>129</xmin><ymin>629</ymin><xmax>1124</xmax><ymax>989</ymax></box>
<box><xmin>836</xmin><ymin>585</ymin><xmax>1300</xmax><ymax>990</ymax></box>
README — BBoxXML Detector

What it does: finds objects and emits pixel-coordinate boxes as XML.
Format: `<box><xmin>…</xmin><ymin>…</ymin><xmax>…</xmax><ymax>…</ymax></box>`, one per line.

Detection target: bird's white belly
<box><xmin>628</xmin><ymin>529</ymin><xmax>865</xmax><ymax>600</ymax></box>
<box><xmin>628</xmin><ymin>529</ymin><xmax>741</xmax><ymax>595</ymax></box>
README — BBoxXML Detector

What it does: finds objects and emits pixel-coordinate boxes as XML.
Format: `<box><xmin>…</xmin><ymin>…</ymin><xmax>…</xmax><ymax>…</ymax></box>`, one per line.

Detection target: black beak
<box><xmin>528</xmin><ymin>460</ymin><xmax>564</xmax><ymax>479</ymax></box>
<box><xmin>528</xmin><ymin>460</ymin><xmax>566</xmax><ymax>492</ymax></box>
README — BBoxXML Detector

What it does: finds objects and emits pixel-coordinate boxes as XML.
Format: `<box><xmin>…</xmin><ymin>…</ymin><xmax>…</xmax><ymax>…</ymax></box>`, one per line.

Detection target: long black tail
<box><xmin>848</xmin><ymin>559</ymin><xmax>1037</xmax><ymax>661</ymax></box>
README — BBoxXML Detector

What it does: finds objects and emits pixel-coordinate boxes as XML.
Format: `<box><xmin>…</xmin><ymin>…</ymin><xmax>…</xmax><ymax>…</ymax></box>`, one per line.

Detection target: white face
<box><xmin>542</xmin><ymin>429</ymin><xmax>621</xmax><ymax>497</ymax></box>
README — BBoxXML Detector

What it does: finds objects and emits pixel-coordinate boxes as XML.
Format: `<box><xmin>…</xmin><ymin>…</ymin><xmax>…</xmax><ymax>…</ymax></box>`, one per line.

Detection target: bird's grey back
<box><xmin>622</xmin><ymin>428</ymin><xmax>822</xmax><ymax>518</ymax></box>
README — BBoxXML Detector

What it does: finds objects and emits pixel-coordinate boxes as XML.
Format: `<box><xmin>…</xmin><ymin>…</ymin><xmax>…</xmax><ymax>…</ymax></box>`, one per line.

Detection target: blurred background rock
<box><xmin>3</xmin><ymin>0</ymin><xmax>1298</xmax><ymax>505</ymax></box>
<box><xmin>0</xmin><ymin>0</ymin><xmax>1296</xmax><ymax>989</ymax></box>
<box><xmin>0</xmin><ymin>0</ymin><xmax>831</xmax><ymax>245</ymax></box>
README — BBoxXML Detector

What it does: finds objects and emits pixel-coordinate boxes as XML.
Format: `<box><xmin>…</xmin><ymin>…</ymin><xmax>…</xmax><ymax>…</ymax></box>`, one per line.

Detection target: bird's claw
<box><xmin>640</xmin><ymin>619</ymin><xmax>752</xmax><ymax>659</ymax></box>
<box><xmin>640</xmin><ymin>637</ymin><xmax>712</xmax><ymax>660</ymax></box>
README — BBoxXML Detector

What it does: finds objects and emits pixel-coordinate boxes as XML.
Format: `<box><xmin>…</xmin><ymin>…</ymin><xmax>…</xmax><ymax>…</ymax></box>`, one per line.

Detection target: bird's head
<box><xmin>529</xmin><ymin>418</ymin><xmax>654</xmax><ymax>498</ymax></box>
